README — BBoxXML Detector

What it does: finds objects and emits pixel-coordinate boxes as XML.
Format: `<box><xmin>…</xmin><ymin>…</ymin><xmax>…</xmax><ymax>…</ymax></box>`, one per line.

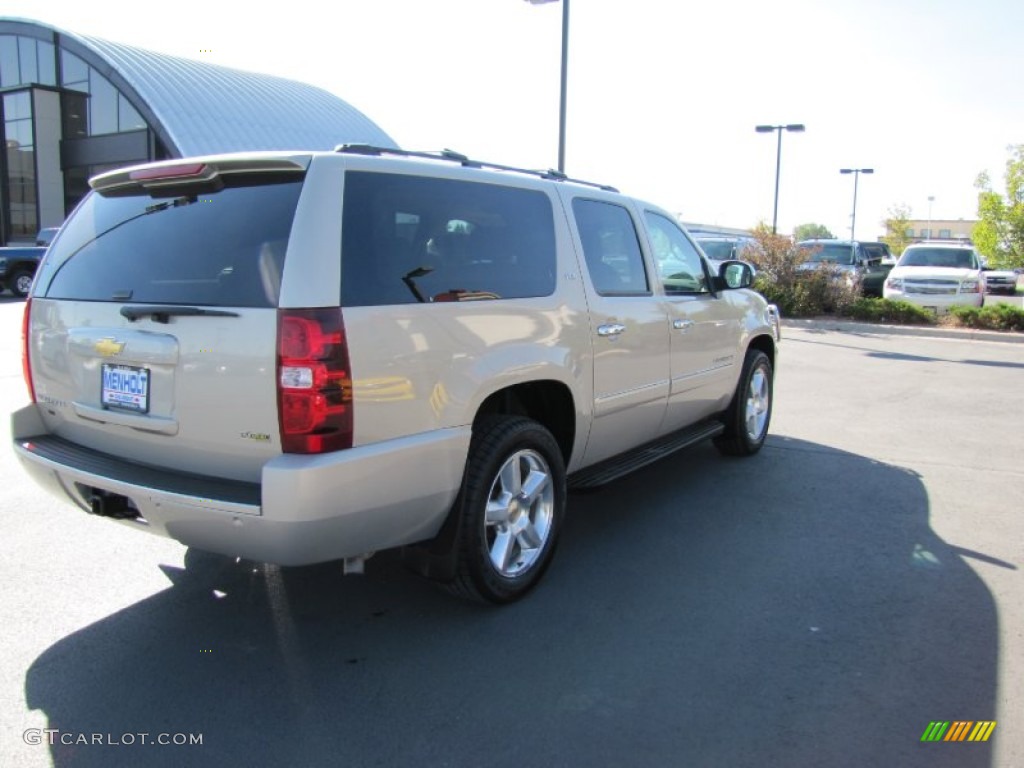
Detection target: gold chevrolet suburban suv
<box><xmin>13</xmin><ymin>146</ymin><xmax>780</xmax><ymax>603</ymax></box>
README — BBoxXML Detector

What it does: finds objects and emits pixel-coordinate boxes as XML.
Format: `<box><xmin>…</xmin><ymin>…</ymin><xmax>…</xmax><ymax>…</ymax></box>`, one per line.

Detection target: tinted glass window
<box><xmin>646</xmin><ymin>211</ymin><xmax>709</xmax><ymax>294</ymax></box>
<box><xmin>42</xmin><ymin>176</ymin><xmax>302</xmax><ymax>307</ymax></box>
<box><xmin>37</xmin><ymin>42</ymin><xmax>56</xmax><ymax>86</ymax></box>
<box><xmin>800</xmin><ymin>243</ymin><xmax>856</xmax><ymax>265</ymax></box>
<box><xmin>118</xmin><ymin>94</ymin><xmax>146</xmax><ymax>131</ymax></box>
<box><xmin>18</xmin><ymin>37</ymin><xmax>37</xmax><ymax>84</ymax></box>
<box><xmin>696</xmin><ymin>240</ymin><xmax>735</xmax><ymax>261</ymax></box>
<box><xmin>341</xmin><ymin>172</ymin><xmax>556</xmax><ymax>306</ymax></box>
<box><xmin>573</xmin><ymin>199</ymin><xmax>649</xmax><ymax>296</ymax></box>
<box><xmin>89</xmin><ymin>70</ymin><xmax>118</xmax><ymax>136</ymax></box>
<box><xmin>0</xmin><ymin>36</ymin><xmax>18</xmax><ymax>88</ymax></box>
<box><xmin>898</xmin><ymin>248</ymin><xmax>979</xmax><ymax>269</ymax></box>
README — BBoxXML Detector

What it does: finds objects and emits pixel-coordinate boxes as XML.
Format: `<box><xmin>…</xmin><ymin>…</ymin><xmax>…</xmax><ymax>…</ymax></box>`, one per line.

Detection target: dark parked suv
<box><xmin>796</xmin><ymin>240</ymin><xmax>893</xmax><ymax>297</ymax></box>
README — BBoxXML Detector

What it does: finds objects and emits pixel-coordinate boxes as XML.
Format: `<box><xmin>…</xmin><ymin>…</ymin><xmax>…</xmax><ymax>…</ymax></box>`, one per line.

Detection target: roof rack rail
<box><xmin>334</xmin><ymin>144</ymin><xmax>618</xmax><ymax>192</ymax></box>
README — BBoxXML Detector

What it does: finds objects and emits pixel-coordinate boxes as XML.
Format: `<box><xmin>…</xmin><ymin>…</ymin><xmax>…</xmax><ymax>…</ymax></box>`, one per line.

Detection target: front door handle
<box><xmin>597</xmin><ymin>323</ymin><xmax>626</xmax><ymax>337</ymax></box>
<box><xmin>673</xmin><ymin>319</ymin><xmax>694</xmax><ymax>331</ymax></box>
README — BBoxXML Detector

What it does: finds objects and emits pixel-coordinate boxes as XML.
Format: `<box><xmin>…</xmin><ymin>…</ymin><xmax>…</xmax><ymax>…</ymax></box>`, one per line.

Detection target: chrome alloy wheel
<box><xmin>744</xmin><ymin>364</ymin><xmax>771</xmax><ymax>441</ymax></box>
<box><xmin>15</xmin><ymin>273</ymin><xmax>33</xmax><ymax>295</ymax></box>
<box><xmin>484</xmin><ymin>448</ymin><xmax>554</xmax><ymax>578</ymax></box>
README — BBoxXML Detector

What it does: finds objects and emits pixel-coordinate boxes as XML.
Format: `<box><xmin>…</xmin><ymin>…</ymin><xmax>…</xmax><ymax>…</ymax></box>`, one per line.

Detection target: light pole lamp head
<box><xmin>755</xmin><ymin>124</ymin><xmax>806</xmax><ymax>133</ymax></box>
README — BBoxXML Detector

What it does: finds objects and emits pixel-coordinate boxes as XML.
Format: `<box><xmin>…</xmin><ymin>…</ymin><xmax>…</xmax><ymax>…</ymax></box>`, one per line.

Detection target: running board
<box><xmin>568</xmin><ymin>420</ymin><xmax>725</xmax><ymax>491</ymax></box>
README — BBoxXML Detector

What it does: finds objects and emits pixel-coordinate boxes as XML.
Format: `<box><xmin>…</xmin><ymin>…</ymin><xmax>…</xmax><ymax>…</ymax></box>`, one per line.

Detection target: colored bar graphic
<box><xmin>945</xmin><ymin>722</ymin><xmax>972</xmax><ymax>741</ymax></box>
<box><xmin>969</xmin><ymin>722</ymin><xmax>997</xmax><ymax>742</ymax></box>
<box><xmin>921</xmin><ymin>721</ymin><xmax>996</xmax><ymax>743</ymax></box>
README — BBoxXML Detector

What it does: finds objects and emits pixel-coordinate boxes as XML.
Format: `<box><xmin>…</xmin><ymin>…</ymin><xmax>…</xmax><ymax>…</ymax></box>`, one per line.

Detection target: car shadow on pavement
<box><xmin>24</xmin><ymin>437</ymin><xmax>997</xmax><ymax>768</ymax></box>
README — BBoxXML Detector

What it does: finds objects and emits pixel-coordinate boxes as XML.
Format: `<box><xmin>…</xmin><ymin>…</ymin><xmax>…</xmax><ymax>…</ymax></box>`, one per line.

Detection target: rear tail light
<box><xmin>276</xmin><ymin>308</ymin><xmax>353</xmax><ymax>453</ymax></box>
<box><xmin>22</xmin><ymin>298</ymin><xmax>35</xmax><ymax>402</ymax></box>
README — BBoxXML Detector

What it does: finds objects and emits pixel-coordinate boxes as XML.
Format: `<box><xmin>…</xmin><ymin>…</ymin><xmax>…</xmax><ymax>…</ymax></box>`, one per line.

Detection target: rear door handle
<box><xmin>597</xmin><ymin>323</ymin><xmax>626</xmax><ymax>337</ymax></box>
<box><xmin>673</xmin><ymin>319</ymin><xmax>694</xmax><ymax>331</ymax></box>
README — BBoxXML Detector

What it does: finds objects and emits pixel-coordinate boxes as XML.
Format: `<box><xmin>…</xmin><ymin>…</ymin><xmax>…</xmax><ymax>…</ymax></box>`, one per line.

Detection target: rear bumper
<box><xmin>11</xmin><ymin>404</ymin><xmax>469</xmax><ymax>565</ymax></box>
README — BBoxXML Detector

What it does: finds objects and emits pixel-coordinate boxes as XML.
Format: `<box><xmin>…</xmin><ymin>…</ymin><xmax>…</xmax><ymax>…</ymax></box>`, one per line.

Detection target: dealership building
<box><xmin>0</xmin><ymin>18</ymin><xmax>396</xmax><ymax>244</ymax></box>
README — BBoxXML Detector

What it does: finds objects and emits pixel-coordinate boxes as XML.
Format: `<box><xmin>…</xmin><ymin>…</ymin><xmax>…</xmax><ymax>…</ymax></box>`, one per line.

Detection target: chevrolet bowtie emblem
<box><xmin>94</xmin><ymin>338</ymin><xmax>126</xmax><ymax>357</ymax></box>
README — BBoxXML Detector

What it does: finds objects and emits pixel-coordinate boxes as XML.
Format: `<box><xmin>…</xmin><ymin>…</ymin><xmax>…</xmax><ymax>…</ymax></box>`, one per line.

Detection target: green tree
<box><xmin>793</xmin><ymin>222</ymin><xmax>834</xmax><ymax>241</ymax></box>
<box><xmin>881</xmin><ymin>203</ymin><xmax>913</xmax><ymax>256</ymax></box>
<box><xmin>974</xmin><ymin>144</ymin><xmax>1024</xmax><ymax>268</ymax></box>
<box><xmin>745</xmin><ymin>222</ymin><xmax>859</xmax><ymax>317</ymax></box>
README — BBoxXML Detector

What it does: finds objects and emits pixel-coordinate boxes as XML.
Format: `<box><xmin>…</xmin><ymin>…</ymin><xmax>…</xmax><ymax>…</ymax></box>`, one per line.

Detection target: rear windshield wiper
<box><xmin>120</xmin><ymin>305</ymin><xmax>241</xmax><ymax>323</ymax></box>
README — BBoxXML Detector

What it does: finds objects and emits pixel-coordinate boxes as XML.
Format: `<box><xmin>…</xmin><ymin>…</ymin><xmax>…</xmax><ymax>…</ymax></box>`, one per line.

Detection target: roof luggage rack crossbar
<box><xmin>335</xmin><ymin>144</ymin><xmax>618</xmax><ymax>192</ymax></box>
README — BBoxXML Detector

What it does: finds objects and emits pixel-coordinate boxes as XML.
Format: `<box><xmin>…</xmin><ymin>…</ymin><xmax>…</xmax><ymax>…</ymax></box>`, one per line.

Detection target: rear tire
<box><xmin>447</xmin><ymin>416</ymin><xmax>566</xmax><ymax>604</ymax></box>
<box><xmin>714</xmin><ymin>349</ymin><xmax>773</xmax><ymax>457</ymax></box>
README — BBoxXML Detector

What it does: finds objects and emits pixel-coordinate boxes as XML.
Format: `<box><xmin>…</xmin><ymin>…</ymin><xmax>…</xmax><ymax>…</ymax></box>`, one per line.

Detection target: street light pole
<box><xmin>926</xmin><ymin>195</ymin><xmax>935</xmax><ymax>241</ymax></box>
<box><xmin>840</xmin><ymin>168</ymin><xmax>874</xmax><ymax>242</ymax></box>
<box><xmin>755</xmin><ymin>124</ymin><xmax>805</xmax><ymax>234</ymax></box>
<box><xmin>558</xmin><ymin>0</ymin><xmax>569</xmax><ymax>173</ymax></box>
<box><xmin>526</xmin><ymin>0</ymin><xmax>569</xmax><ymax>173</ymax></box>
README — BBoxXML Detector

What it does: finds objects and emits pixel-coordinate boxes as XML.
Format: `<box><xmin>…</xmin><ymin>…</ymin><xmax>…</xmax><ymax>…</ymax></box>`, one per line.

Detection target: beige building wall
<box><xmin>904</xmin><ymin>218</ymin><xmax>977</xmax><ymax>243</ymax></box>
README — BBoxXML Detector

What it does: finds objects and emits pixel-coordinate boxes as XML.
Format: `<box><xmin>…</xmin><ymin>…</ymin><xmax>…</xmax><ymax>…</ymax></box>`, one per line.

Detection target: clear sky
<box><xmin>6</xmin><ymin>0</ymin><xmax>1022</xmax><ymax>239</ymax></box>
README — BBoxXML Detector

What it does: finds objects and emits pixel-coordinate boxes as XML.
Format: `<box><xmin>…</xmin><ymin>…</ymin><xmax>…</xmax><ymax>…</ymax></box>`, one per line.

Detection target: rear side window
<box><xmin>340</xmin><ymin>172</ymin><xmax>556</xmax><ymax>306</ymax></box>
<box><xmin>573</xmin><ymin>199</ymin><xmax>649</xmax><ymax>296</ymax></box>
<box><xmin>42</xmin><ymin>176</ymin><xmax>302</xmax><ymax>307</ymax></box>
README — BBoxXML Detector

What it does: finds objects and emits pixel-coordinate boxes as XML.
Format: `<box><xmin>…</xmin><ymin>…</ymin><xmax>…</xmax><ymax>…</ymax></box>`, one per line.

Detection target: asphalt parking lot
<box><xmin>1</xmin><ymin>297</ymin><xmax>1022</xmax><ymax>768</ymax></box>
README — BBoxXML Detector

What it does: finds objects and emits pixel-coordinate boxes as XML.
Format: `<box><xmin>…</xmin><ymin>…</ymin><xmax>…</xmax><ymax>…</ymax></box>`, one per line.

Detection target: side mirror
<box><xmin>714</xmin><ymin>260</ymin><xmax>754</xmax><ymax>290</ymax></box>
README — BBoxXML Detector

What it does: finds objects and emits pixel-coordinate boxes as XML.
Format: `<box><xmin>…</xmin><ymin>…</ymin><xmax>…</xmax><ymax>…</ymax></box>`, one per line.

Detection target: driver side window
<box><xmin>644</xmin><ymin>211</ymin><xmax>709</xmax><ymax>294</ymax></box>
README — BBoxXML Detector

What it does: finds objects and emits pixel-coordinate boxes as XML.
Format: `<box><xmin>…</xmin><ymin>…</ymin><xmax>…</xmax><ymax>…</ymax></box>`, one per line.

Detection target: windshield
<box><xmin>697</xmin><ymin>241</ymin><xmax>735</xmax><ymax>261</ymax></box>
<box><xmin>898</xmin><ymin>248</ymin><xmax>979</xmax><ymax>269</ymax></box>
<box><xmin>40</xmin><ymin>175</ymin><xmax>303</xmax><ymax>307</ymax></box>
<box><xmin>800</xmin><ymin>243</ymin><xmax>856</xmax><ymax>265</ymax></box>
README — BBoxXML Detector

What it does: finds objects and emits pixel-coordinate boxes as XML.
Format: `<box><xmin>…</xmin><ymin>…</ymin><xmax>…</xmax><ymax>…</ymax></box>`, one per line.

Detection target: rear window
<box><xmin>41</xmin><ymin>175</ymin><xmax>303</xmax><ymax>307</ymax></box>
<box><xmin>340</xmin><ymin>172</ymin><xmax>557</xmax><ymax>306</ymax></box>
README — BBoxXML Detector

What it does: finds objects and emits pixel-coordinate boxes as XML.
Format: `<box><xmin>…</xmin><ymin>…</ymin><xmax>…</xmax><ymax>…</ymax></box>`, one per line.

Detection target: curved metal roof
<box><xmin>2</xmin><ymin>19</ymin><xmax>396</xmax><ymax>156</ymax></box>
<box><xmin>79</xmin><ymin>35</ymin><xmax>398</xmax><ymax>156</ymax></box>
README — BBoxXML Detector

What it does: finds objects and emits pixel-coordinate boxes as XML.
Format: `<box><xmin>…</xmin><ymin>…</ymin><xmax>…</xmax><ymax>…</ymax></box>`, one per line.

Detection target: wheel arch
<box><xmin>474</xmin><ymin>380</ymin><xmax>576</xmax><ymax>468</ymax></box>
<box><xmin>747</xmin><ymin>333</ymin><xmax>776</xmax><ymax>370</ymax></box>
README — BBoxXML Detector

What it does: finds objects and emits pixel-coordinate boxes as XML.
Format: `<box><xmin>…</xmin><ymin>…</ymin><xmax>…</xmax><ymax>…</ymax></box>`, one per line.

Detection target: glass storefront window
<box><xmin>89</xmin><ymin>70</ymin><xmax>118</xmax><ymax>136</ymax></box>
<box><xmin>18</xmin><ymin>37</ymin><xmax>38</xmax><ymax>84</ymax></box>
<box><xmin>6</xmin><ymin>118</ymin><xmax>33</xmax><ymax>148</ymax></box>
<box><xmin>0</xmin><ymin>36</ymin><xmax>18</xmax><ymax>87</ymax></box>
<box><xmin>4</xmin><ymin>89</ymin><xmax>37</xmax><ymax>239</ymax></box>
<box><xmin>60</xmin><ymin>49</ymin><xmax>89</xmax><ymax>90</ymax></box>
<box><xmin>62</xmin><ymin>91</ymin><xmax>88</xmax><ymax>139</ymax></box>
<box><xmin>4</xmin><ymin>90</ymin><xmax>31</xmax><ymax>120</ymax></box>
<box><xmin>37</xmin><ymin>41</ymin><xmax>56</xmax><ymax>85</ymax></box>
<box><xmin>0</xmin><ymin>35</ymin><xmax>59</xmax><ymax>87</ymax></box>
<box><xmin>118</xmin><ymin>95</ymin><xmax>146</xmax><ymax>131</ymax></box>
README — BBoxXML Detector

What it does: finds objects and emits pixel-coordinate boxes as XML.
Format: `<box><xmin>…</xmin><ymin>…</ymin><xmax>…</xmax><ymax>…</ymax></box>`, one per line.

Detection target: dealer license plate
<box><xmin>101</xmin><ymin>364</ymin><xmax>150</xmax><ymax>413</ymax></box>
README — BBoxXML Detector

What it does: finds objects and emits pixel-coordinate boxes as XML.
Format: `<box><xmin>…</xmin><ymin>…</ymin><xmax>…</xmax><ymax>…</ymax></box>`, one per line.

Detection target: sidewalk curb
<box><xmin>780</xmin><ymin>317</ymin><xmax>1024</xmax><ymax>344</ymax></box>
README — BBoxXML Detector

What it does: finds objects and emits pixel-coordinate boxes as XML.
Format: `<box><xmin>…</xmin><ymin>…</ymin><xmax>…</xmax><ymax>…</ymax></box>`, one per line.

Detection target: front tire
<box><xmin>715</xmin><ymin>349</ymin><xmax>773</xmax><ymax>457</ymax></box>
<box><xmin>11</xmin><ymin>269</ymin><xmax>33</xmax><ymax>298</ymax></box>
<box><xmin>448</xmin><ymin>416</ymin><xmax>566</xmax><ymax>604</ymax></box>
